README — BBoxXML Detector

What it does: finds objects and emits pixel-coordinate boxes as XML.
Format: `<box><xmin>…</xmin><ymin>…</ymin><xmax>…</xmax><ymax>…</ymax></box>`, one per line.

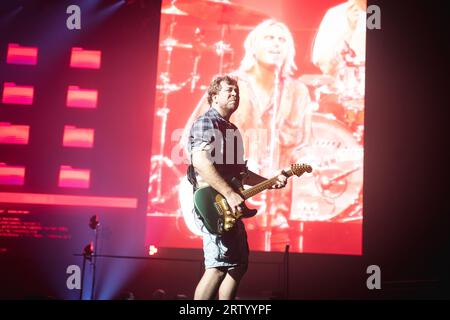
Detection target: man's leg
<box><xmin>218</xmin><ymin>264</ymin><xmax>248</xmax><ymax>300</ymax></box>
<box><xmin>194</xmin><ymin>267</ymin><xmax>227</xmax><ymax>300</ymax></box>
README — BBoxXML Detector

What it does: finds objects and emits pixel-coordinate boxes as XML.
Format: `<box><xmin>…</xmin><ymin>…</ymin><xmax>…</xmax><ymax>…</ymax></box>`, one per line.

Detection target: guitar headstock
<box><xmin>291</xmin><ymin>163</ymin><xmax>313</xmax><ymax>176</ymax></box>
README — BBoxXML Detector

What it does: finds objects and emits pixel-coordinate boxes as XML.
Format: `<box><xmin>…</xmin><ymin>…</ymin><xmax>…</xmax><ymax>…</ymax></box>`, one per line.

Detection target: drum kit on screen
<box><xmin>295</xmin><ymin>49</ymin><xmax>365</xmax><ymax>223</ymax></box>
<box><xmin>148</xmin><ymin>0</ymin><xmax>267</xmax><ymax>219</ymax></box>
<box><xmin>148</xmin><ymin>0</ymin><xmax>365</xmax><ymax>234</ymax></box>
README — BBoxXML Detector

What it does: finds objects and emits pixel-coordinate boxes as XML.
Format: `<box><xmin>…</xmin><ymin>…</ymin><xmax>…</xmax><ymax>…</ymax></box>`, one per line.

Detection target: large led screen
<box><xmin>146</xmin><ymin>0</ymin><xmax>366</xmax><ymax>255</ymax></box>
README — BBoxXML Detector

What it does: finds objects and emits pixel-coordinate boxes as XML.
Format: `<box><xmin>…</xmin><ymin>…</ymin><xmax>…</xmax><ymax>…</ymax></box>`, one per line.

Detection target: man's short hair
<box><xmin>207</xmin><ymin>75</ymin><xmax>238</xmax><ymax>106</ymax></box>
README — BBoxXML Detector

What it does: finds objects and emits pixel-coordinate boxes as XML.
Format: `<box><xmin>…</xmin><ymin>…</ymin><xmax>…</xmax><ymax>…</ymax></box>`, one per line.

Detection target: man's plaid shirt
<box><xmin>187</xmin><ymin>107</ymin><xmax>246</xmax><ymax>187</ymax></box>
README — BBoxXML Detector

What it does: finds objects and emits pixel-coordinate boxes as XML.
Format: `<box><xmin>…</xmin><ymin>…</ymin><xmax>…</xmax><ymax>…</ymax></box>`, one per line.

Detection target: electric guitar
<box><xmin>193</xmin><ymin>163</ymin><xmax>312</xmax><ymax>235</ymax></box>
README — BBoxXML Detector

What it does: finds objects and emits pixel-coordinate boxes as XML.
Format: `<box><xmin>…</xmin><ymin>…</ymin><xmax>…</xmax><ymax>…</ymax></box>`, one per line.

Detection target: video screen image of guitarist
<box><xmin>146</xmin><ymin>0</ymin><xmax>365</xmax><ymax>255</ymax></box>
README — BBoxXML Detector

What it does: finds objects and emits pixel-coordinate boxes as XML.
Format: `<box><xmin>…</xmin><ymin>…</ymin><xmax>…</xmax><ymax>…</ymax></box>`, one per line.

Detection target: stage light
<box><xmin>148</xmin><ymin>245</ymin><xmax>158</xmax><ymax>256</ymax></box>
<box><xmin>83</xmin><ymin>241</ymin><xmax>94</xmax><ymax>261</ymax></box>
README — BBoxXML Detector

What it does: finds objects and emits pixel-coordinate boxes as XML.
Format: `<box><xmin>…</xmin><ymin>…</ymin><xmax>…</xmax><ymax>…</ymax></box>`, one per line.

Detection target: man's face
<box><xmin>213</xmin><ymin>81</ymin><xmax>239</xmax><ymax>111</ymax></box>
<box><xmin>254</xmin><ymin>24</ymin><xmax>288</xmax><ymax>68</ymax></box>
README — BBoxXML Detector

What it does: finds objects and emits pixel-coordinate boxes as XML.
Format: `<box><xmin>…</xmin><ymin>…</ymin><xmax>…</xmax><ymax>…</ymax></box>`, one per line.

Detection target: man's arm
<box><xmin>192</xmin><ymin>150</ymin><xmax>244</xmax><ymax>213</ymax></box>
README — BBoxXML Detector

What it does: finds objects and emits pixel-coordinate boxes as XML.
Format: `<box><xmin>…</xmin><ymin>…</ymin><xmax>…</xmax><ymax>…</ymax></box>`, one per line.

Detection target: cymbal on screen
<box><xmin>175</xmin><ymin>0</ymin><xmax>268</xmax><ymax>26</ymax></box>
<box><xmin>161</xmin><ymin>2</ymin><xmax>188</xmax><ymax>16</ymax></box>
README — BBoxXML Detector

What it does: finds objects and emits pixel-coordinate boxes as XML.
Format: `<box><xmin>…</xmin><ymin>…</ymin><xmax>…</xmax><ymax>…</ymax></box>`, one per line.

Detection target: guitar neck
<box><xmin>241</xmin><ymin>169</ymin><xmax>294</xmax><ymax>200</ymax></box>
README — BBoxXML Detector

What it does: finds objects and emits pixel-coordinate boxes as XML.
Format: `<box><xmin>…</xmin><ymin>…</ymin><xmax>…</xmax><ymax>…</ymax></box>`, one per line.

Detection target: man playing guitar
<box><xmin>187</xmin><ymin>75</ymin><xmax>287</xmax><ymax>300</ymax></box>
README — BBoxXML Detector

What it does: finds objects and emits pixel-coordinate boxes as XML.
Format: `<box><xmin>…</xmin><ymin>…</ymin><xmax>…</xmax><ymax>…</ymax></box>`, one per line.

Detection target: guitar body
<box><xmin>191</xmin><ymin>164</ymin><xmax>312</xmax><ymax>236</ymax></box>
<box><xmin>193</xmin><ymin>184</ymin><xmax>257</xmax><ymax>235</ymax></box>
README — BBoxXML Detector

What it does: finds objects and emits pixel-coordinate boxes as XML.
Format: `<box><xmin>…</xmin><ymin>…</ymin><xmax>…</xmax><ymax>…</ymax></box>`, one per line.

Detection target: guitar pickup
<box><xmin>214</xmin><ymin>202</ymin><xmax>224</xmax><ymax>216</ymax></box>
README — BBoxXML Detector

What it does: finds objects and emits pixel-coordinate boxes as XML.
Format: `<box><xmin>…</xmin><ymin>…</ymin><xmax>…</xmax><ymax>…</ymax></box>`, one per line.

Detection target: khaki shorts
<box><xmin>193</xmin><ymin>209</ymin><xmax>249</xmax><ymax>269</ymax></box>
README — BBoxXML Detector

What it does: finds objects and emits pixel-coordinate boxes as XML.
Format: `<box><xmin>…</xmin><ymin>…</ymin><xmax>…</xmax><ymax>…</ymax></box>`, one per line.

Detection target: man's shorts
<box><xmin>193</xmin><ymin>209</ymin><xmax>249</xmax><ymax>269</ymax></box>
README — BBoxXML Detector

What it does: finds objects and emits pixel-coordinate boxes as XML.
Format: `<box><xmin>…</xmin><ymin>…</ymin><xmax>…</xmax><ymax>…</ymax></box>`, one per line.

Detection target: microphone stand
<box><xmin>268</xmin><ymin>64</ymin><xmax>281</xmax><ymax>171</ymax></box>
<box><xmin>265</xmin><ymin>63</ymin><xmax>282</xmax><ymax>252</ymax></box>
<box><xmin>79</xmin><ymin>254</ymin><xmax>87</xmax><ymax>300</ymax></box>
<box><xmin>90</xmin><ymin>225</ymin><xmax>99</xmax><ymax>300</ymax></box>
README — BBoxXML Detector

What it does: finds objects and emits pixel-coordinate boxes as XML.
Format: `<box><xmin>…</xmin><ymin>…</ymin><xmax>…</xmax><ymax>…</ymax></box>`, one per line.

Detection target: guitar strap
<box><xmin>187</xmin><ymin>164</ymin><xmax>198</xmax><ymax>192</ymax></box>
<box><xmin>187</xmin><ymin>159</ymin><xmax>248</xmax><ymax>193</ymax></box>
